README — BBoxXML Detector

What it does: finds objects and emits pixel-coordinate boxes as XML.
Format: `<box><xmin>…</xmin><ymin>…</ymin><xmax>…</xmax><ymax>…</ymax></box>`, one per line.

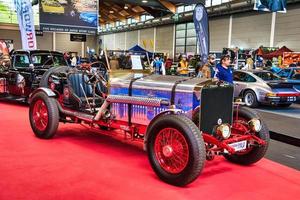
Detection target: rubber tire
<box><xmin>244</xmin><ymin>90</ymin><xmax>259</xmax><ymax>108</ymax></box>
<box><xmin>29</xmin><ymin>92</ymin><xmax>59</xmax><ymax>139</ymax></box>
<box><xmin>39</xmin><ymin>66</ymin><xmax>70</xmax><ymax>88</ymax></box>
<box><xmin>224</xmin><ymin>106</ymin><xmax>270</xmax><ymax>165</ymax></box>
<box><xmin>147</xmin><ymin>114</ymin><xmax>206</xmax><ymax>186</ymax></box>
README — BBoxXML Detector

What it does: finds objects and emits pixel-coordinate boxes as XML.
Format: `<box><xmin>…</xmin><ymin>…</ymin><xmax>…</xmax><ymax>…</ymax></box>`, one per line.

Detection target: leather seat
<box><xmin>68</xmin><ymin>73</ymin><xmax>104</xmax><ymax>108</ymax></box>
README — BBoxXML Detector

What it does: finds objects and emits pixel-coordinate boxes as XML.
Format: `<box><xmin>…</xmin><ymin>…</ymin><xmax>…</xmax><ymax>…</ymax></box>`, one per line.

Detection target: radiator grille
<box><xmin>200</xmin><ymin>85</ymin><xmax>234</xmax><ymax>134</ymax></box>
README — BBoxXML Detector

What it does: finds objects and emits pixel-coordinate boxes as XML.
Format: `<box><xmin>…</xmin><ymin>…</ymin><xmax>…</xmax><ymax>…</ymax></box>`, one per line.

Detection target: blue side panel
<box><xmin>174</xmin><ymin>92</ymin><xmax>194</xmax><ymax>118</ymax></box>
<box><xmin>193</xmin><ymin>93</ymin><xmax>201</xmax><ymax>110</ymax></box>
<box><xmin>110</xmin><ymin>87</ymin><xmax>129</xmax><ymax>95</ymax></box>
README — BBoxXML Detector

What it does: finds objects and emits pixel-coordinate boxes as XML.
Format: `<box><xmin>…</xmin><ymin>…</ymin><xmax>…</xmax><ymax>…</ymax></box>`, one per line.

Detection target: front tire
<box><xmin>147</xmin><ymin>114</ymin><xmax>206</xmax><ymax>186</ymax></box>
<box><xmin>29</xmin><ymin>92</ymin><xmax>59</xmax><ymax>139</ymax></box>
<box><xmin>224</xmin><ymin>107</ymin><xmax>270</xmax><ymax>165</ymax></box>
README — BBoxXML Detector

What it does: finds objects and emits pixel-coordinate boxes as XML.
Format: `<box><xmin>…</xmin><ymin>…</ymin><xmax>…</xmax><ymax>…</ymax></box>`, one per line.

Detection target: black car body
<box><xmin>0</xmin><ymin>50</ymin><xmax>68</xmax><ymax>102</ymax></box>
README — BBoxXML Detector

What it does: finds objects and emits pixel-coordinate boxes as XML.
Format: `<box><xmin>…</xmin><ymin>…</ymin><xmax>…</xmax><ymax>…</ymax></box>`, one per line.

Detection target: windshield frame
<box><xmin>30</xmin><ymin>53</ymin><xmax>67</xmax><ymax>68</ymax></box>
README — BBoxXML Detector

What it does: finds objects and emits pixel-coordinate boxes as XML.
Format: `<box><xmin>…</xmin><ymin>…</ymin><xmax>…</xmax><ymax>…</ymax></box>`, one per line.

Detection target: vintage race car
<box><xmin>28</xmin><ymin>67</ymin><xmax>270</xmax><ymax>186</ymax></box>
<box><xmin>0</xmin><ymin>50</ymin><xmax>68</xmax><ymax>102</ymax></box>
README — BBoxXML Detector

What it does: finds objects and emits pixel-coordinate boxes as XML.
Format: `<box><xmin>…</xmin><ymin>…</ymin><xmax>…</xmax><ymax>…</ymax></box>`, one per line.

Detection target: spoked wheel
<box><xmin>29</xmin><ymin>92</ymin><xmax>59</xmax><ymax>139</ymax></box>
<box><xmin>147</xmin><ymin>114</ymin><xmax>206</xmax><ymax>186</ymax></box>
<box><xmin>224</xmin><ymin>107</ymin><xmax>270</xmax><ymax>165</ymax></box>
<box><xmin>154</xmin><ymin>128</ymin><xmax>189</xmax><ymax>174</ymax></box>
<box><xmin>244</xmin><ymin>90</ymin><xmax>259</xmax><ymax>108</ymax></box>
<box><xmin>32</xmin><ymin>100</ymin><xmax>49</xmax><ymax>132</ymax></box>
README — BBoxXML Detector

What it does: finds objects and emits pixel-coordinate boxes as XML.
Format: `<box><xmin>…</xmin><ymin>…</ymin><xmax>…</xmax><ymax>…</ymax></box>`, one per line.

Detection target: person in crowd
<box><xmin>196</xmin><ymin>63</ymin><xmax>203</xmax><ymax>78</ymax></box>
<box><xmin>177</xmin><ymin>55</ymin><xmax>189</xmax><ymax>76</ymax></box>
<box><xmin>201</xmin><ymin>54</ymin><xmax>216</xmax><ymax>78</ymax></box>
<box><xmin>216</xmin><ymin>55</ymin><xmax>233</xmax><ymax>84</ymax></box>
<box><xmin>246</xmin><ymin>55</ymin><xmax>254</xmax><ymax>70</ymax></box>
<box><xmin>71</xmin><ymin>55</ymin><xmax>77</xmax><ymax>67</ymax></box>
<box><xmin>64</xmin><ymin>52</ymin><xmax>71</xmax><ymax>66</ymax></box>
<box><xmin>151</xmin><ymin>56</ymin><xmax>165</xmax><ymax>75</ymax></box>
<box><xmin>164</xmin><ymin>57</ymin><xmax>173</xmax><ymax>75</ymax></box>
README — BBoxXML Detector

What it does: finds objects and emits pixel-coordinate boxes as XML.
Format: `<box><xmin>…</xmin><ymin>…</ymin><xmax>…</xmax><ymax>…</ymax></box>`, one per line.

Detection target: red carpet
<box><xmin>0</xmin><ymin>102</ymin><xmax>299</xmax><ymax>200</ymax></box>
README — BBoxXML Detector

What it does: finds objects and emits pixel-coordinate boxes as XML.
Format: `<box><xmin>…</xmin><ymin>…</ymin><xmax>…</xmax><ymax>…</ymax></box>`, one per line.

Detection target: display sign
<box><xmin>254</xmin><ymin>0</ymin><xmax>287</xmax><ymax>12</ymax></box>
<box><xmin>283</xmin><ymin>52</ymin><xmax>300</xmax><ymax>66</ymax></box>
<box><xmin>14</xmin><ymin>0</ymin><xmax>37</xmax><ymax>50</ymax></box>
<box><xmin>131</xmin><ymin>55</ymin><xmax>143</xmax><ymax>70</ymax></box>
<box><xmin>36</xmin><ymin>30</ymin><xmax>44</xmax><ymax>36</ymax></box>
<box><xmin>39</xmin><ymin>0</ymin><xmax>98</xmax><ymax>34</ymax></box>
<box><xmin>70</xmin><ymin>34</ymin><xmax>87</xmax><ymax>42</ymax></box>
<box><xmin>193</xmin><ymin>3</ymin><xmax>209</xmax><ymax>64</ymax></box>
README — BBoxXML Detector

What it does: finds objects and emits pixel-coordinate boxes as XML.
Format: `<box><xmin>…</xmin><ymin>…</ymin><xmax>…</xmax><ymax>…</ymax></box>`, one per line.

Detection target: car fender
<box><xmin>143</xmin><ymin>108</ymin><xmax>183</xmax><ymax>151</ymax></box>
<box><xmin>28</xmin><ymin>87</ymin><xmax>57</xmax><ymax>104</ymax></box>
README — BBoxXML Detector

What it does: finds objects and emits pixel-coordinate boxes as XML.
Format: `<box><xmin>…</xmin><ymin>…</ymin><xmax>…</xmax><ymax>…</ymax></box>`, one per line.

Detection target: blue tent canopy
<box><xmin>128</xmin><ymin>45</ymin><xmax>154</xmax><ymax>58</ymax></box>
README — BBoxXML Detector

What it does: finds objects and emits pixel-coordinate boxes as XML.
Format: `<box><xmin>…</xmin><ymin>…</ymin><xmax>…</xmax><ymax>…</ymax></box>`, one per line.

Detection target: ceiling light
<box><xmin>124</xmin><ymin>4</ymin><xmax>129</xmax><ymax>9</ymax></box>
<box><xmin>109</xmin><ymin>10</ymin><xmax>114</xmax><ymax>14</ymax></box>
<box><xmin>142</xmin><ymin>0</ymin><xmax>148</xmax><ymax>3</ymax></box>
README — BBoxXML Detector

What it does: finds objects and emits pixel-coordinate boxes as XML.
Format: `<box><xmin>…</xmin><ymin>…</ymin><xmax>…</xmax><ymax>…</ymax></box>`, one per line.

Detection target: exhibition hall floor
<box><xmin>0</xmin><ymin>102</ymin><xmax>299</xmax><ymax>200</ymax></box>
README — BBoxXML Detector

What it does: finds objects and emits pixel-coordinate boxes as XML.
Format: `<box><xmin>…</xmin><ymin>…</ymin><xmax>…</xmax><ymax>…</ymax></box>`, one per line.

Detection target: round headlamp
<box><xmin>248</xmin><ymin>118</ymin><xmax>262</xmax><ymax>132</ymax></box>
<box><xmin>216</xmin><ymin>124</ymin><xmax>231</xmax><ymax>139</ymax></box>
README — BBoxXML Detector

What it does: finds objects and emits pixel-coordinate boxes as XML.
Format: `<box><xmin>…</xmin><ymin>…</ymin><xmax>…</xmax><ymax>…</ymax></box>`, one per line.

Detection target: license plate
<box><xmin>228</xmin><ymin>140</ymin><xmax>247</xmax><ymax>152</ymax></box>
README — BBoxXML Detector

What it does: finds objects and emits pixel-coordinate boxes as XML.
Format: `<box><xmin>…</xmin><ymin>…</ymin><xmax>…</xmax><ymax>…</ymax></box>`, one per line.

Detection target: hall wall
<box><xmin>231</xmin><ymin>12</ymin><xmax>272</xmax><ymax>49</ymax></box>
<box><xmin>0</xmin><ymin>27</ymin><xmax>97</xmax><ymax>56</ymax></box>
<box><xmin>99</xmin><ymin>4</ymin><xmax>300</xmax><ymax>56</ymax></box>
<box><xmin>274</xmin><ymin>4</ymin><xmax>300</xmax><ymax>51</ymax></box>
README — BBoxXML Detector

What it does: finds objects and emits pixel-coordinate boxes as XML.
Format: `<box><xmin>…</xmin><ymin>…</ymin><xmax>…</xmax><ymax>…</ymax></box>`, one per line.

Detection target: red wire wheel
<box><xmin>32</xmin><ymin>99</ymin><xmax>49</xmax><ymax>132</ymax></box>
<box><xmin>154</xmin><ymin>128</ymin><xmax>189</xmax><ymax>174</ymax></box>
<box><xmin>147</xmin><ymin>114</ymin><xmax>206</xmax><ymax>186</ymax></box>
<box><xmin>29</xmin><ymin>92</ymin><xmax>59</xmax><ymax>139</ymax></box>
<box><xmin>224</xmin><ymin>107</ymin><xmax>270</xmax><ymax>165</ymax></box>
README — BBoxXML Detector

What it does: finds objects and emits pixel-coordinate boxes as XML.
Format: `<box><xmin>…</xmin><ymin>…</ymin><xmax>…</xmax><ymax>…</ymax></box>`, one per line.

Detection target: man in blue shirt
<box><xmin>216</xmin><ymin>55</ymin><xmax>233</xmax><ymax>84</ymax></box>
<box><xmin>151</xmin><ymin>56</ymin><xmax>165</xmax><ymax>75</ymax></box>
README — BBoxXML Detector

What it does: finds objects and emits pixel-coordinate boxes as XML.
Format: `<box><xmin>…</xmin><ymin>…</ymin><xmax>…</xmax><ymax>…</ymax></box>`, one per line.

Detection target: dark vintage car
<box><xmin>28</xmin><ymin>67</ymin><xmax>270</xmax><ymax>186</ymax></box>
<box><xmin>0</xmin><ymin>50</ymin><xmax>68</xmax><ymax>102</ymax></box>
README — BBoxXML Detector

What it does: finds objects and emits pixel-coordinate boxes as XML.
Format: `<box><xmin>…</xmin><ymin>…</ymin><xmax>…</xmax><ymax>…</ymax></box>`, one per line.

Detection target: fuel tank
<box><xmin>109</xmin><ymin>72</ymin><xmax>215</xmax><ymax>125</ymax></box>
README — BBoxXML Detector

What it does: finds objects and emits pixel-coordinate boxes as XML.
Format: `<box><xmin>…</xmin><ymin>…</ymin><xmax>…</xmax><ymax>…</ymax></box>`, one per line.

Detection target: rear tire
<box><xmin>29</xmin><ymin>92</ymin><xmax>59</xmax><ymax>139</ymax></box>
<box><xmin>244</xmin><ymin>90</ymin><xmax>259</xmax><ymax>108</ymax></box>
<box><xmin>224</xmin><ymin>107</ymin><xmax>270</xmax><ymax>165</ymax></box>
<box><xmin>147</xmin><ymin>114</ymin><xmax>206</xmax><ymax>186</ymax></box>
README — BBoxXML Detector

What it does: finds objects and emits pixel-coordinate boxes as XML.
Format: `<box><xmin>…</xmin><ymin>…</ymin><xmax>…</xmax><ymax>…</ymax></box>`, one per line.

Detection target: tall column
<box><xmin>228</xmin><ymin>15</ymin><xmax>233</xmax><ymax>48</ymax></box>
<box><xmin>138</xmin><ymin>30</ymin><xmax>141</xmax><ymax>46</ymax></box>
<box><xmin>172</xmin><ymin>24</ymin><xmax>176</xmax><ymax>58</ymax></box>
<box><xmin>124</xmin><ymin>32</ymin><xmax>127</xmax><ymax>50</ymax></box>
<box><xmin>81</xmin><ymin>41</ymin><xmax>85</xmax><ymax>57</ymax></box>
<box><xmin>113</xmin><ymin>33</ymin><xmax>116</xmax><ymax>50</ymax></box>
<box><xmin>270</xmin><ymin>12</ymin><xmax>276</xmax><ymax>47</ymax></box>
<box><xmin>154</xmin><ymin>27</ymin><xmax>157</xmax><ymax>52</ymax></box>
<box><xmin>52</xmin><ymin>32</ymin><xmax>56</xmax><ymax>51</ymax></box>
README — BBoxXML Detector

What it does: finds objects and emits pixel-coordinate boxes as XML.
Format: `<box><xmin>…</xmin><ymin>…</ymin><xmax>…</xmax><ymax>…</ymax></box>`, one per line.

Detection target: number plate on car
<box><xmin>228</xmin><ymin>140</ymin><xmax>247</xmax><ymax>152</ymax></box>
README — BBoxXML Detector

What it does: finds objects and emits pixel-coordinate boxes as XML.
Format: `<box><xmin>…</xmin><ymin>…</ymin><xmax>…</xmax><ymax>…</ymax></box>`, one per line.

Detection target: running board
<box><xmin>56</xmin><ymin>102</ymin><xmax>94</xmax><ymax>122</ymax></box>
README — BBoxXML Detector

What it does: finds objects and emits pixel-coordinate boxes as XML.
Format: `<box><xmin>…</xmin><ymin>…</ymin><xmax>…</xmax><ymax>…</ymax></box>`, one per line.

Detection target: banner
<box><xmin>193</xmin><ymin>3</ymin><xmax>209</xmax><ymax>64</ymax></box>
<box><xmin>39</xmin><ymin>0</ymin><xmax>98</xmax><ymax>34</ymax></box>
<box><xmin>254</xmin><ymin>0</ymin><xmax>287</xmax><ymax>12</ymax></box>
<box><xmin>13</xmin><ymin>0</ymin><xmax>37</xmax><ymax>50</ymax></box>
